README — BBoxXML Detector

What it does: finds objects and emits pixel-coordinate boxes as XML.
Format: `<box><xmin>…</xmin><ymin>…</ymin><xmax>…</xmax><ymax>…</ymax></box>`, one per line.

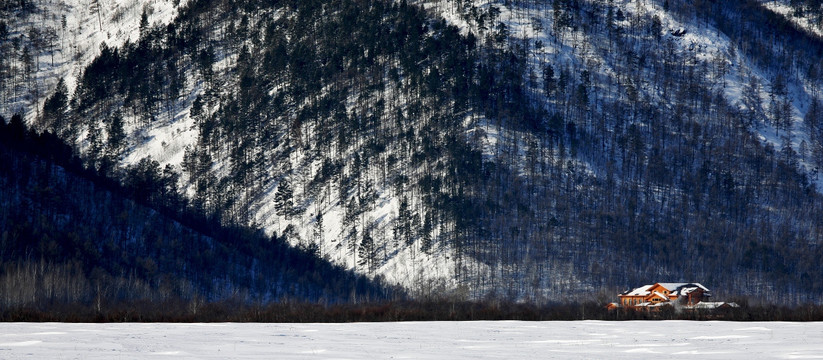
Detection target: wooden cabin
<box><xmin>618</xmin><ymin>283</ymin><xmax>710</xmax><ymax>308</ymax></box>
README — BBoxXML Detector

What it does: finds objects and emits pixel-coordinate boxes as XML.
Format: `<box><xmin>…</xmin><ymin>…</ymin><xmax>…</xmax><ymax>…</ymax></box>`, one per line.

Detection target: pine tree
<box><xmin>358</xmin><ymin>230</ymin><xmax>377</xmax><ymax>273</ymax></box>
<box><xmin>106</xmin><ymin>112</ymin><xmax>126</xmax><ymax>158</ymax></box>
<box><xmin>41</xmin><ymin>78</ymin><xmax>68</xmax><ymax>134</ymax></box>
<box><xmin>139</xmin><ymin>7</ymin><xmax>150</xmax><ymax>37</ymax></box>
<box><xmin>395</xmin><ymin>196</ymin><xmax>412</xmax><ymax>246</ymax></box>
<box><xmin>274</xmin><ymin>179</ymin><xmax>294</xmax><ymax>219</ymax></box>
<box><xmin>543</xmin><ymin>64</ymin><xmax>556</xmax><ymax>96</ymax></box>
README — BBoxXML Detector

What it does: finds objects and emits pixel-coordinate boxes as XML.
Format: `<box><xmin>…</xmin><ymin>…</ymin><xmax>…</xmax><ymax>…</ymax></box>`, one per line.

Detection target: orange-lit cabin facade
<box><xmin>618</xmin><ymin>283</ymin><xmax>710</xmax><ymax>308</ymax></box>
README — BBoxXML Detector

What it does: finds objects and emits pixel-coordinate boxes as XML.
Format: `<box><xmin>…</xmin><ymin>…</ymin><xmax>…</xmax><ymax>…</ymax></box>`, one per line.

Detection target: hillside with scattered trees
<box><xmin>0</xmin><ymin>114</ymin><xmax>393</xmax><ymax>313</ymax></box>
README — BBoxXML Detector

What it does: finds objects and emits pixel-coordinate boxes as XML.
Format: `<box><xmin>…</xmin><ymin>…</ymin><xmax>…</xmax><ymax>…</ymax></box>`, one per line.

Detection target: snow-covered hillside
<box><xmin>2</xmin><ymin>0</ymin><xmax>466</xmax><ymax>296</ymax></box>
<box><xmin>1</xmin><ymin>0</ymin><xmax>196</xmax><ymax>179</ymax></box>
<box><xmin>419</xmin><ymin>0</ymin><xmax>823</xmax><ymax>190</ymax></box>
<box><xmin>4</xmin><ymin>0</ymin><xmax>823</xmax><ymax>303</ymax></box>
<box><xmin>1</xmin><ymin>0</ymin><xmax>184</xmax><ymax>118</ymax></box>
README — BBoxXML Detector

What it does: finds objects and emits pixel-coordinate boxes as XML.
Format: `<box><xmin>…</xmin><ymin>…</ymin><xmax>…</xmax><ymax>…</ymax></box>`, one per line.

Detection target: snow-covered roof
<box><xmin>622</xmin><ymin>285</ymin><xmax>654</xmax><ymax>296</ymax></box>
<box><xmin>622</xmin><ymin>283</ymin><xmax>710</xmax><ymax>297</ymax></box>
<box><xmin>656</xmin><ymin>283</ymin><xmax>710</xmax><ymax>294</ymax></box>
<box><xmin>678</xmin><ymin>286</ymin><xmax>699</xmax><ymax>295</ymax></box>
<box><xmin>689</xmin><ymin>302</ymin><xmax>739</xmax><ymax>309</ymax></box>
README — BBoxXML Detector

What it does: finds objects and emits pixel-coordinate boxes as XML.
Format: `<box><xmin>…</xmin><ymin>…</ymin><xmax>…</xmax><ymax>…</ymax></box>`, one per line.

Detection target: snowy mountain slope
<box><xmin>761</xmin><ymin>0</ymin><xmax>823</xmax><ymax>184</ymax></box>
<box><xmin>420</xmin><ymin>0</ymin><xmax>823</xmax><ymax>189</ymax></box>
<box><xmin>0</xmin><ymin>0</ymin><xmax>198</xmax><ymax>185</ymax></box>
<box><xmin>49</xmin><ymin>0</ymin><xmax>471</xmax><ymax>297</ymax></box>
<box><xmin>4</xmin><ymin>0</ymin><xmax>823</xmax><ymax>303</ymax></box>
<box><xmin>621</xmin><ymin>0</ymin><xmax>823</xmax><ymax>189</ymax></box>
<box><xmin>1</xmin><ymin>0</ymin><xmax>184</xmax><ymax>119</ymax></box>
<box><xmin>448</xmin><ymin>0</ymin><xmax>823</xmax><ymax>192</ymax></box>
<box><xmin>405</xmin><ymin>0</ymin><xmax>823</xmax><ymax>301</ymax></box>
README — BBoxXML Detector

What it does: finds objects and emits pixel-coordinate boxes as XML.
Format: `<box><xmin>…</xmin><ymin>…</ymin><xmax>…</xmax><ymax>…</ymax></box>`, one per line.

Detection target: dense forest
<box><xmin>2</xmin><ymin>0</ymin><xmax>823</xmax><ymax>305</ymax></box>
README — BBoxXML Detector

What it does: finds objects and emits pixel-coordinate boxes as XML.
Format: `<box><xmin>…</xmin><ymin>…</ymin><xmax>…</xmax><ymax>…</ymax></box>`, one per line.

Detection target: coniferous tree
<box><xmin>274</xmin><ymin>179</ymin><xmax>295</xmax><ymax>220</ymax></box>
<box><xmin>41</xmin><ymin>78</ymin><xmax>68</xmax><ymax>134</ymax></box>
<box><xmin>358</xmin><ymin>230</ymin><xmax>377</xmax><ymax>273</ymax></box>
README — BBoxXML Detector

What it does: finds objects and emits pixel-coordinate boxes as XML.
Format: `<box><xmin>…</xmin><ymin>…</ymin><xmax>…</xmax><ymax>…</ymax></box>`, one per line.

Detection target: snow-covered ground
<box><xmin>1</xmin><ymin>321</ymin><xmax>822</xmax><ymax>359</ymax></box>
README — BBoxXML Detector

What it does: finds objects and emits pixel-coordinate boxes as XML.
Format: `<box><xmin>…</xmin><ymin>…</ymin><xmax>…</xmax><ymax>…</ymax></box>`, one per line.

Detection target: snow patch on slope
<box><xmin>764</xmin><ymin>0</ymin><xmax>823</xmax><ymax>38</ymax></box>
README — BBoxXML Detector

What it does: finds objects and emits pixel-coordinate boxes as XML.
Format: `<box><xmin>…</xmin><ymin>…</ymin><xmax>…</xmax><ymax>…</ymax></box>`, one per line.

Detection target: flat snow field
<box><xmin>1</xmin><ymin>321</ymin><xmax>822</xmax><ymax>359</ymax></box>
